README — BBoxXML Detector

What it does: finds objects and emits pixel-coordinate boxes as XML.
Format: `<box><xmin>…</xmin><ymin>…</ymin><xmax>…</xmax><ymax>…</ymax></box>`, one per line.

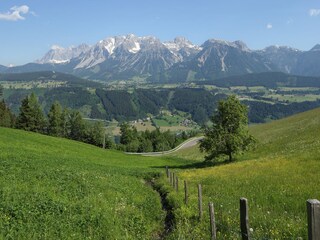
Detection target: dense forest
<box><xmin>4</xmin><ymin>85</ymin><xmax>320</xmax><ymax>124</ymax></box>
<box><xmin>197</xmin><ymin>72</ymin><xmax>320</xmax><ymax>88</ymax></box>
<box><xmin>245</xmin><ymin>100</ymin><xmax>320</xmax><ymax>123</ymax></box>
<box><xmin>2</xmin><ymin>71</ymin><xmax>320</xmax><ymax>124</ymax></box>
<box><xmin>0</xmin><ymin>91</ymin><xmax>105</xmax><ymax>148</ymax></box>
<box><xmin>1</xmin><ymin>87</ymin><xmax>196</xmax><ymax>153</ymax></box>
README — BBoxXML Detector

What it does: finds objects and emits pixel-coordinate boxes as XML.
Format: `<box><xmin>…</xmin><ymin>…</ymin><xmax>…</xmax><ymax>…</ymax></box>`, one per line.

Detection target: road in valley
<box><xmin>125</xmin><ymin>137</ymin><xmax>203</xmax><ymax>156</ymax></box>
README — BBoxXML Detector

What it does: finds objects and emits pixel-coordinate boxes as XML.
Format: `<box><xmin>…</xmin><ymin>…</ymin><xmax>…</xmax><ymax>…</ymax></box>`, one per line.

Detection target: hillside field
<box><xmin>1</xmin><ymin>107</ymin><xmax>320</xmax><ymax>239</ymax></box>
<box><xmin>0</xmin><ymin>127</ymin><xmax>192</xmax><ymax>239</ymax></box>
<box><xmin>159</xmin><ymin>108</ymin><xmax>320</xmax><ymax>239</ymax></box>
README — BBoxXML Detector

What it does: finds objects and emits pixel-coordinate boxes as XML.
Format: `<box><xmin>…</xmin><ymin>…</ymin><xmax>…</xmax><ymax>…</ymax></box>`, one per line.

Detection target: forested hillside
<box><xmin>2</xmin><ymin>71</ymin><xmax>320</xmax><ymax>124</ymax></box>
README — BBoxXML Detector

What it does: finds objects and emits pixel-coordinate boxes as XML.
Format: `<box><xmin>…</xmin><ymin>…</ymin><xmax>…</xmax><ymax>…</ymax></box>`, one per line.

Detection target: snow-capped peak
<box><xmin>204</xmin><ymin>39</ymin><xmax>251</xmax><ymax>52</ymax></box>
<box><xmin>36</xmin><ymin>44</ymin><xmax>90</xmax><ymax>64</ymax></box>
<box><xmin>51</xmin><ymin>45</ymin><xmax>64</xmax><ymax>50</ymax></box>
<box><xmin>164</xmin><ymin>37</ymin><xmax>200</xmax><ymax>51</ymax></box>
<box><xmin>262</xmin><ymin>45</ymin><xmax>301</xmax><ymax>53</ymax></box>
<box><xmin>128</xmin><ymin>41</ymin><xmax>141</xmax><ymax>53</ymax></box>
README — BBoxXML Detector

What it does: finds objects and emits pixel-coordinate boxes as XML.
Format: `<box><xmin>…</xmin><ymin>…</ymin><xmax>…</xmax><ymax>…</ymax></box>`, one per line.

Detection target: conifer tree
<box><xmin>60</xmin><ymin>108</ymin><xmax>69</xmax><ymax>137</ymax></box>
<box><xmin>16</xmin><ymin>96</ymin><xmax>32</xmax><ymax>131</ymax></box>
<box><xmin>16</xmin><ymin>93</ymin><xmax>46</xmax><ymax>133</ymax></box>
<box><xmin>0</xmin><ymin>99</ymin><xmax>15</xmax><ymax>127</ymax></box>
<box><xmin>68</xmin><ymin>110</ymin><xmax>87</xmax><ymax>141</ymax></box>
<box><xmin>0</xmin><ymin>84</ymin><xmax>3</xmax><ymax>98</ymax></box>
<box><xmin>47</xmin><ymin>101</ymin><xmax>63</xmax><ymax>136</ymax></box>
<box><xmin>0</xmin><ymin>84</ymin><xmax>15</xmax><ymax>127</ymax></box>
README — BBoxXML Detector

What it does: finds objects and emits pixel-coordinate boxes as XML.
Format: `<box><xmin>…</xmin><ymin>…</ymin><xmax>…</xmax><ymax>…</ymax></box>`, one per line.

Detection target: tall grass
<box><xmin>0</xmin><ymin>127</ymin><xmax>190</xmax><ymax>239</ymax></box>
<box><xmin>161</xmin><ymin>108</ymin><xmax>320</xmax><ymax>239</ymax></box>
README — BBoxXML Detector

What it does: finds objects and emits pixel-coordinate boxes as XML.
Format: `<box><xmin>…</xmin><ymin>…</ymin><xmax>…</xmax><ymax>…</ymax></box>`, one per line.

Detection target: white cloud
<box><xmin>266</xmin><ymin>23</ymin><xmax>273</xmax><ymax>29</ymax></box>
<box><xmin>0</xmin><ymin>5</ymin><xmax>30</xmax><ymax>21</ymax></box>
<box><xmin>309</xmin><ymin>9</ymin><xmax>320</xmax><ymax>17</ymax></box>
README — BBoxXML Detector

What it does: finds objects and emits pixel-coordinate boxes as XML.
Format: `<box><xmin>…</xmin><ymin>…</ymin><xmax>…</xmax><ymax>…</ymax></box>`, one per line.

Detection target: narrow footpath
<box><xmin>147</xmin><ymin>177</ymin><xmax>174</xmax><ymax>239</ymax></box>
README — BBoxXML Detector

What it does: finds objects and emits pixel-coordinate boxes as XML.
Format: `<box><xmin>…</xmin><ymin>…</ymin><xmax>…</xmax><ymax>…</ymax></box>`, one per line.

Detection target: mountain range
<box><xmin>1</xmin><ymin>34</ymin><xmax>320</xmax><ymax>82</ymax></box>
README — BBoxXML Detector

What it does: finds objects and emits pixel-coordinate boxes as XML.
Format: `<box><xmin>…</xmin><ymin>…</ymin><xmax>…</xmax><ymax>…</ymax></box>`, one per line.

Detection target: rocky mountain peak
<box><xmin>233</xmin><ymin>40</ymin><xmax>250</xmax><ymax>52</ymax></box>
<box><xmin>203</xmin><ymin>39</ymin><xmax>250</xmax><ymax>52</ymax></box>
<box><xmin>27</xmin><ymin>35</ymin><xmax>320</xmax><ymax>81</ymax></box>
<box><xmin>36</xmin><ymin>44</ymin><xmax>90</xmax><ymax>64</ymax></box>
<box><xmin>310</xmin><ymin>44</ymin><xmax>320</xmax><ymax>51</ymax></box>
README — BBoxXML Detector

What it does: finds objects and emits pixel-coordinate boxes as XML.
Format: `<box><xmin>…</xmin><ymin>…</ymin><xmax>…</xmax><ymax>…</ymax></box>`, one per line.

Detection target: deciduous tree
<box><xmin>200</xmin><ymin>95</ymin><xmax>255</xmax><ymax>162</ymax></box>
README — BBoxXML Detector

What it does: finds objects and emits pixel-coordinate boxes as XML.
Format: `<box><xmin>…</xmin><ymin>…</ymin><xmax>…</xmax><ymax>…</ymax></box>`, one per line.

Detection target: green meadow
<box><xmin>159</xmin><ymin>108</ymin><xmax>320</xmax><ymax>239</ymax></box>
<box><xmin>0</xmin><ymin>127</ymin><xmax>190</xmax><ymax>239</ymax></box>
<box><xmin>1</xmin><ymin>107</ymin><xmax>320</xmax><ymax>239</ymax></box>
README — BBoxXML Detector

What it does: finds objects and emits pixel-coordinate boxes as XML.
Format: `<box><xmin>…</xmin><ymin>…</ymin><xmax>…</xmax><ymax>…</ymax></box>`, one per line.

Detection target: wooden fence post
<box><xmin>184</xmin><ymin>180</ymin><xmax>188</xmax><ymax>205</ymax></box>
<box><xmin>240</xmin><ymin>198</ymin><xmax>250</xmax><ymax>240</ymax></box>
<box><xmin>307</xmin><ymin>199</ymin><xmax>320</xmax><ymax>240</ymax></box>
<box><xmin>169</xmin><ymin>171</ymin><xmax>172</xmax><ymax>184</ymax></box>
<box><xmin>166</xmin><ymin>166</ymin><xmax>169</xmax><ymax>178</ymax></box>
<box><xmin>209</xmin><ymin>202</ymin><xmax>216</xmax><ymax>240</ymax></box>
<box><xmin>198</xmin><ymin>184</ymin><xmax>203</xmax><ymax>220</ymax></box>
<box><xmin>175</xmin><ymin>176</ymin><xmax>179</xmax><ymax>192</ymax></box>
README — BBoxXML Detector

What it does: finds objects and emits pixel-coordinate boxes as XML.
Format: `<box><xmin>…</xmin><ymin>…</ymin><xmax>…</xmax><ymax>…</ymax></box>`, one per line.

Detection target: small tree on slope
<box><xmin>16</xmin><ymin>93</ymin><xmax>46</xmax><ymax>133</ymax></box>
<box><xmin>200</xmin><ymin>95</ymin><xmax>255</xmax><ymax>162</ymax></box>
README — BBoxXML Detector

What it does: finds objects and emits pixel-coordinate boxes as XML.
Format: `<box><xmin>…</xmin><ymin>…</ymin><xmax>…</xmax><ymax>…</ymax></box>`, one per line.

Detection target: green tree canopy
<box><xmin>16</xmin><ymin>93</ymin><xmax>46</xmax><ymax>133</ymax></box>
<box><xmin>47</xmin><ymin>101</ymin><xmax>63</xmax><ymax>137</ymax></box>
<box><xmin>87</xmin><ymin>121</ymin><xmax>105</xmax><ymax>147</ymax></box>
<box><xmin>0</xmin><ymin>84</ymin><xmax>3</xmax><ymax>98</ymax></box>
<box><xmin>0</xmin><ymin>100</ymin><xmax>15</xmax><ymax>128</ymax></box>
<box><xmin>68</xmin><ymin>110</ymin><xmax>87</xmax><ymax>141</ymax></box>
<box><xmin>200</xmin><ymin>95</ymin><xmax>255</xmax><ymax>162</ymax></box>
<box><xmin>119</xmin><ymin>122</ymin><xmax>138</xmax><ymax>145</ymax></box>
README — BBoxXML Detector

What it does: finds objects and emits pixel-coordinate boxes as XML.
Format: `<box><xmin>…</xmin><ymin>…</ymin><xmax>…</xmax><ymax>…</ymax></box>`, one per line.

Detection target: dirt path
<box><xmin>146</xmin><ymin>177</ymin><xmax>174</xmax><ymax>239</ymax></box>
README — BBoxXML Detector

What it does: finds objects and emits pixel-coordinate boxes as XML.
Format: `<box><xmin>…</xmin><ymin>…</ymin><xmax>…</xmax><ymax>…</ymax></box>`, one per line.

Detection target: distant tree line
<box><xmin>197</xmin><ymin>72</ymin><xmax>320</xmax><ymax>88</ymax></box>
<box><xmin>0</xmin><ymin>91</ymin><xmax>105</xmax><ymax>148</ymax></box>
<box><xmin>118</xmin><ymin>122</ymin><xmax>197</xmax><ymax>153</ymax></box>
<box><xmin>1</xmin><ymin>88</ymin><xmax>197</xmax><ymax>152</ymax></box>
<box><xmin>245</xmin><ymin>100</ymin><xmax>320</xmax><ymax>123</ymax></box>
<box><xmin>0</xmin><ymin>84</ymin><xmax>15</xmax><ymax>127</ymax></box>
<box><xmin>96</xmin><ymin>88</ymin><xmax>225</xmax><ymax>124</ymax></box>
<box><xmin>4</xmin><ymin>83</ymin><xmax>320</xmax><ymax>129</ymax></box>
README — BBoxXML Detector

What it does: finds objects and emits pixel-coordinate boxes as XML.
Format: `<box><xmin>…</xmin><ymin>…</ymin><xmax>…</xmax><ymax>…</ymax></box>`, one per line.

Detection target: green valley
<box><xmin>2</xmin><ymin>71</ymin><xmax>320</xmax><ymax>128</ymax></box>
<box><xmin>1</xmin><ymin>107</ymin><xmax>320</xmax><ymax>238</ymax></box>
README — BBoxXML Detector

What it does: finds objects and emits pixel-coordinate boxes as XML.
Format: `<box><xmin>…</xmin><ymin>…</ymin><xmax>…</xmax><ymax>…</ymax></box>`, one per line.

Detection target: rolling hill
<box><xmin>1</xmin><ymin>106</ymin><xmax>320</xmax><ymax>238</ymax></box>
<box><xmin>0</xmin><ymin>127</ymin><xmax>192</xmax><ymax>239</ymax></box>
<box><xmin>160</xmin><ymin>107</ymin><xmax>320</xmax><ymax>239</ymax></box>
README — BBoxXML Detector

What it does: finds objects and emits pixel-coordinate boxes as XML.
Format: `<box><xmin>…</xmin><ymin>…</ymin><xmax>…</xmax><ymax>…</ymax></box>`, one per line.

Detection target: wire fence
<box><xmin>165</xmin><ymin>166</ymin><xmax>320</xmax><ymax>240</ymax></box>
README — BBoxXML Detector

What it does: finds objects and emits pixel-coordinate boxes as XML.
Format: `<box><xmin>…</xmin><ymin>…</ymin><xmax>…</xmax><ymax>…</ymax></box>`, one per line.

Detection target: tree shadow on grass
<box><xmin>151</xmin><ymin>158</ymin><xmax>231</xmax><ymax>170</ymax></box>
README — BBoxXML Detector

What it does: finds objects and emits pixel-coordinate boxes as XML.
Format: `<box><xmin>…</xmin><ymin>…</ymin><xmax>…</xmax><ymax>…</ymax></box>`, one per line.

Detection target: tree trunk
<box><xmin>228</xmin><ymin>152</ymin><xmax>233</xmax><ymax>162</ymax></box>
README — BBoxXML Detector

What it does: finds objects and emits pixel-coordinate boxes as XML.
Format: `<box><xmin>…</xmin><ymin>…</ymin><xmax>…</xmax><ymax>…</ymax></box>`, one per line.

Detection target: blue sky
<box><xmin>0</xmin><ymin>0</ymin><xmax>319</xmax><ymax>66</ymax></box>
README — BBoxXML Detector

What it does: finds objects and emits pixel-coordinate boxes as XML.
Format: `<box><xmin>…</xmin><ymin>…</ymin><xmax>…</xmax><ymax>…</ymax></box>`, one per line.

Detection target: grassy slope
<box><xmin>161</xmin><ymin>108</ymin><xmax>320</xmax><ymax>239</ymax></box>
<box><xmin>0</xmin><ymin>127</ymin><xmax>192</xmax><ymax>239</ymax></box>
<box><xmin>1</xmin><ymin>107</ymin><xmax>320</xmax><ymax>239</ymax></box>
